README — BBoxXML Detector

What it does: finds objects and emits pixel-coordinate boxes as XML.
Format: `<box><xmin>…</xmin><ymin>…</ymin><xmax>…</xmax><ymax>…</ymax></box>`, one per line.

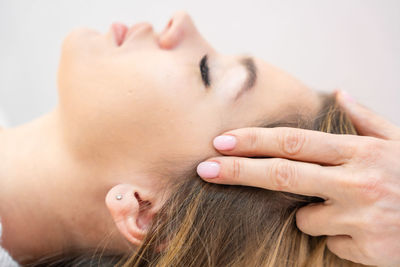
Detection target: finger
<box><xmin>212</xmin><ymin>127</ymin><xmax>357</xmax><ymax>165</ymax></box>
<box><xmin>197</xmin><ymin>157</ymin><xmax>340</xmax><ymax>199</ymax></box>
<box><xmin>296</xmin><ymin>203</ymin><xmax>348</xmax><ymax>236</ymax></box>
<box><xmin>326</xmin><ymin>235</ymin><xmax>365</xmax><ymax>265</ymax></box>
<box><xmin>337</xmin><ymin>90</ymin><xmax>400</xmax><ymax>140</ymax></box>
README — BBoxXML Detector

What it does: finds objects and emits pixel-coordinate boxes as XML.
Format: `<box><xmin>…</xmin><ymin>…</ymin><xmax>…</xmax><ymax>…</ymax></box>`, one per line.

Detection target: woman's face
<box><xmin>57</xmin><ymin>11</ymin><xmax>320</xmax><ymax>175</ymax></box>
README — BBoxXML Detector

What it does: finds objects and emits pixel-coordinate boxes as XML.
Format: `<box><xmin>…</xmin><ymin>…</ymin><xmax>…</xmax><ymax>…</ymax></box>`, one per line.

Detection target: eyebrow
<box><xmin>234</xmin><ymin>57</ymin><xmax>258</xmax><ymax>101</ymax></box>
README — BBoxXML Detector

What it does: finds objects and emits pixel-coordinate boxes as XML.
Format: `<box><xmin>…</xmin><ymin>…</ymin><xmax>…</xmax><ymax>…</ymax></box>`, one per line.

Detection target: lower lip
<box><xmin>111</xmin><ymin>22</ymin><xmax>128</xmax><ymax>46</ymax></box>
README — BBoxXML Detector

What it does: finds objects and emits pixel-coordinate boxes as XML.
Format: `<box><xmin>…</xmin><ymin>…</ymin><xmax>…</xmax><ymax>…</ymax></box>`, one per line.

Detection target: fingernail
<box><xmin>197</xmin><ymin>161</ymin><xmax>220</xmax><ymax>179</ymax></box>
<box><xmin>340</xmin><ymin>90</ymin><xmax>355</xmax><ymax>103</ymax></box>
<box><xmin>213</xmin><ymin>135</ymin><xmax>237</xmax><ymax>150</ymax></box>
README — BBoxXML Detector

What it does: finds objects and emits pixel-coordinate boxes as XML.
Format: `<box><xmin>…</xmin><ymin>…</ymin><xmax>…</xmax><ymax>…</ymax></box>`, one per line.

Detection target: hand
<box><xmin>197</xmin><ymin>91</ymin><xmax>400</xmax><ymax>266</ymax></box>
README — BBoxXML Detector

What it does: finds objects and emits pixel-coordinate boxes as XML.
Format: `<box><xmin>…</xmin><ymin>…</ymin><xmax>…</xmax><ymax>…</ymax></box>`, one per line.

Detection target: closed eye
<box><xmin>200</xmin><ymin>54</ymin><xmax>210</xmax><ymax>88</ymax></box>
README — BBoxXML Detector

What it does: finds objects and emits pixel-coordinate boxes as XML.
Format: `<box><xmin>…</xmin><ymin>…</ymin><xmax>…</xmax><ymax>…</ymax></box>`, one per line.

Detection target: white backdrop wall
<box><xmin>0</xmin><ymin>0</ymin><xmax>399</xmax><ymax>126</ymax></box>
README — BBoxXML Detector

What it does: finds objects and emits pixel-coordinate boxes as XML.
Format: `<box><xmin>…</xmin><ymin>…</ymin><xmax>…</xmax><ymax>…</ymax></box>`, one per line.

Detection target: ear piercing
<box><xmin>116</xmin><ymin>194</ymin><xmax>123</xmax><ymax>200</ymax></box>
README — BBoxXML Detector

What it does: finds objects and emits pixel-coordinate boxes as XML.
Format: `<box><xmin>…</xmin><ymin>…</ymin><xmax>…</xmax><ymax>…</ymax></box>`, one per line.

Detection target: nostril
<box><xmin>167</xmin><ymin>18</ymin><xmax>173</xmax><ymax>29</ymax></box>
<box><xmin>158</xmin><ymin>13</ymin><xmax>187</xmax><ymax>49</ymax></box>
<box><xmin>160</xmin><ymin>18</ymin><xmax>173</xmax><ymax>36</ymax></box>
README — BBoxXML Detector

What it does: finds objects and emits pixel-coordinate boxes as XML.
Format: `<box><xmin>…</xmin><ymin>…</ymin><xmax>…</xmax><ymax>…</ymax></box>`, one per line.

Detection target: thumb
<box><xmin>336</xmin><ymin>90</ymin><xmax>400</xmax><ymax>140</ymax></box>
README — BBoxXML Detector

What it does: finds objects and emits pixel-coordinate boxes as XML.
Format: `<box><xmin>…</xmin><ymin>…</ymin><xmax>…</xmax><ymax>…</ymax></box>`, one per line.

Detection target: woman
<box><xmin>0</xmin><ymin>11</ymin><xmax>363</xmax><ymax>266</ymax></box>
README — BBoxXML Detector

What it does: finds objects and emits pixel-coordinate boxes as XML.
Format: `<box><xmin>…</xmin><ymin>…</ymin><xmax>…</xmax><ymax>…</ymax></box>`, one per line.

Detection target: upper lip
<box><xmin>119</xmin><ymin>22</ymin><xmax>152</xmax><ymax>45</ymax></box>
<box><xmin>113</xmin><ymin>15</ymin><xmax>173</xmax><ymax>47</ymax></box>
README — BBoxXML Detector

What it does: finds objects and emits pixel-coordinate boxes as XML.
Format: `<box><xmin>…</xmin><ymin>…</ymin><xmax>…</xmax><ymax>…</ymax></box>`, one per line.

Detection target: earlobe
<box><xmin>105</xmin><ymin>184</ymin><xmax>155</xmax><ymax>246</ymax></box>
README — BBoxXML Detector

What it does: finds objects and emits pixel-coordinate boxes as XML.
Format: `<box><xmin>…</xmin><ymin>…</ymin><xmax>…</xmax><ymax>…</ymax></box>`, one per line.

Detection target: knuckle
<box><xmin>354</xmin><ymin>139</ymin><xmax>384</xmax><ymax>164</ymax></box>
<box><xmin>269</xmin><ymin>159</ymin><xmax>298</xmax><ymax>191</ymax></box>
<box><xmin>352</xmin><ymin>172</ymin><xmax>386</xmax><ymax>203</ymax></box>
<box><xmin>246</xmin><ymin>128</ymin><xmax>263</xmax><ymax>151</ymax></box>
<box><xmin>337</xmin><ymin>138</ymin><xmax>357</xmax><ymax>162</ymax></box>
<box><xmin>231</xmin><ymin>158</ymin><xmax>243</xmax><ymax>182</ymax></box>
<box><xmin>278</xmin><ymin>128</ymin><xmax>306</xmax><ymax>156</ymax></box>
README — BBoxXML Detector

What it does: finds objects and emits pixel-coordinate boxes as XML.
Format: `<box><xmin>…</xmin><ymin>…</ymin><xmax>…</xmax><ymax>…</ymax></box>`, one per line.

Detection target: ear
<box><xmin>105</xmin><ymin>184</ymin><xmax>156</xmax><ymax>246</ymax></box>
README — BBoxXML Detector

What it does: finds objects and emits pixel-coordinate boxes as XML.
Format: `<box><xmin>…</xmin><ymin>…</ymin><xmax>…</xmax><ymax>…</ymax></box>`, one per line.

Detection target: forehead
<box><xmin>246</xmin><ymin>58</ymin><xmax>322</xmax><ymax>123</ymax></box>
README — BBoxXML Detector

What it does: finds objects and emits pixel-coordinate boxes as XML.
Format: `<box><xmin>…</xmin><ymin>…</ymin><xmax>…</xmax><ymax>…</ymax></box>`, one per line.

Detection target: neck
<box><xmin>0</xmin><ymin>108</ymin><xmax>126</xmax><ymax>263</ymax></box>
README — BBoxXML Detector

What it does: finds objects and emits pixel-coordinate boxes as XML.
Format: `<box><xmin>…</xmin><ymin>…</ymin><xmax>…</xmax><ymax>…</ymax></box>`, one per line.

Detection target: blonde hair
<box><xmin>113</xmin><ymin>95</ymin><xmax>364</xmax><ymax>267</ymax></box>
<box><xmin>29</xmin><ymin>95</ymin><xmax>365</xmax><ymax>267</ymax></box>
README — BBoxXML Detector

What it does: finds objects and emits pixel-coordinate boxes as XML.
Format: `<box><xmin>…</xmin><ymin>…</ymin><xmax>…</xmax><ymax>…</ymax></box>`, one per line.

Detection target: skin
<box><xmin>0</xmin><ymin>11</ymin><xmax>320</xmax><ymax>263</ymax></box>
<box><xmin>198</xmin><ymin>91</ymin><xmax>400</xmax><ymax>267</ymax></box>
<box><xmin>57</xmin><ymin>11</ymin><xmax>320</xmax><ymax>174</ymax></box>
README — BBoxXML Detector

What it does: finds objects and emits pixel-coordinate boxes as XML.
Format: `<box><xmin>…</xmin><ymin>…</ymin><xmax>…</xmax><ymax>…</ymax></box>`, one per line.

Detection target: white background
<box><xmin>0</xmin><ymin>0</ymin><xmax>399</xmax><ymax>126</ymax></box>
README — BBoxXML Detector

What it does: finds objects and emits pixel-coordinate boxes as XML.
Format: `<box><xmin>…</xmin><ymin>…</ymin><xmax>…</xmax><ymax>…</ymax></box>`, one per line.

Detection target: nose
<box><xmin>158</xmin><ymin>11</ymin><xmax>198</xmax><ymax>49</ymax></box>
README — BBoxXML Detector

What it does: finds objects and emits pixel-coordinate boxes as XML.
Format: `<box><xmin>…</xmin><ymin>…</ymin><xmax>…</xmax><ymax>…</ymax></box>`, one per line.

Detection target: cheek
<box><xmin>138</xmin><ymin>105</ymin><xmax>222</xmax><ymax>164</ymax></box>
<box><xmin>58</xmin><ymin>28</ymin><xmax>112</xmax><ymax>108</ymax></box>
<box><xmin>57</xmin><ymin>43</ymin><xmax>223</xmax><ymax>160</ymax></box>
<box><xmin>58</xmin><ymin>32</ymin><xmax>140</xmax><ymax>122</ymax></box>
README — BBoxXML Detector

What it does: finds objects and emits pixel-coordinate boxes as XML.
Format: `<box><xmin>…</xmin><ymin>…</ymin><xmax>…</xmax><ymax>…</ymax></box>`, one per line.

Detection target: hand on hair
<box><xmin>197</xmin><ymin>91</ymin><xmax>400</xmax><ymax>267</ymax></box>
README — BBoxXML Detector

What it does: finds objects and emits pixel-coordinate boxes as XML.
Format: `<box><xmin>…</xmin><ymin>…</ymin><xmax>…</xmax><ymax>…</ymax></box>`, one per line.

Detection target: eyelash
<box><xmin>200</xmin><ymin>54</ymin><xmax>210</xmax><ymax>87</ymax></box>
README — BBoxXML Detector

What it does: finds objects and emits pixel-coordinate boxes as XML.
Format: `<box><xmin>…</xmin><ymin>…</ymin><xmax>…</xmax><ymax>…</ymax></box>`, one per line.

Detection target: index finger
<box><xmin>197</xmin><ymin>156</ymin><xmax>338</xmax><ymax>200</ymax></box>
<box><xmin>213</xmin><ymin>127</ymin><xmax>357</xmax><ymax>165</ymax></box>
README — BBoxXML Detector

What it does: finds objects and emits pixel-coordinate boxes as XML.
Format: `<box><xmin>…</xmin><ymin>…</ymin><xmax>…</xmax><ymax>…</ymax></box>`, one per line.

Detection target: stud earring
<box><xmin>116</xmin><ymin>194</ymin><xmax>123</xmax><ymax>200</ymax></box>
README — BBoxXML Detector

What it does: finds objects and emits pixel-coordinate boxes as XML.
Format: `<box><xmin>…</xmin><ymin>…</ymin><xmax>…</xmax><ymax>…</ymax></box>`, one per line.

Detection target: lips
<box><xmin>111</xmin><ymin>22</ymin><xmax>128</xmax><ymax>46</ymax></box>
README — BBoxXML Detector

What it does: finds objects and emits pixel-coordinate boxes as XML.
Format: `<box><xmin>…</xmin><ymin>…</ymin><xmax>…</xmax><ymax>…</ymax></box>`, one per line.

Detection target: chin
<box><xmin>61</xmin><ymin>27</ymin><xmax>103</xmax><ymax>57</ymax></box>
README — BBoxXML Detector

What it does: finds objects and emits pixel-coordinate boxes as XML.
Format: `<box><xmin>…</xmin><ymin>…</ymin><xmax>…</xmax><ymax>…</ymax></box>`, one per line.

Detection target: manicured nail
<box><xmin>197</xmin><ymin>161</ymin><xmax>220</xmax><ymax>179</ymax></box>
<box><xmin>213</xmin><ymin>135</ymin><xmax>237</xmax><ymax>150</ymax></box>
<box><xmin>340</xmin><ymin>90</ymin><xmax>355</xmax><ymax>103</ymax></box>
